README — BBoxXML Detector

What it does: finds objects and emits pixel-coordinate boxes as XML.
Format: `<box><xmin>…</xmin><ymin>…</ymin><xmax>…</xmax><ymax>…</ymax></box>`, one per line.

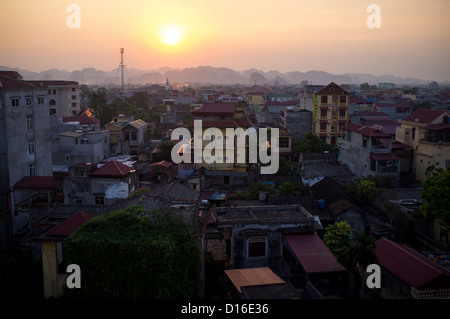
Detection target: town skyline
<box><xmin>1</xmin><ymin>0</ymin><xmax>449</xmax><ymax>82</ymax></box>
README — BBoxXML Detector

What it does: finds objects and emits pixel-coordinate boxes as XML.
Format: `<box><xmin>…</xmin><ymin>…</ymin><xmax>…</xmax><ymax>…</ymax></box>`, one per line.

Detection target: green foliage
<box><xmin>356</xmin><ymin>178</ymin><xmax>380</xmax><ymax>204</ymax></box>
<box><xmin>344</xmin><ymin>232</ymin><xmax>377</xmax><ymax>269</ymax></box>
<box><xmin>276</xmin><ymin>158</ymin><xmax>300</xmax><ymax>176</ymax></box>
<box><xmin>421</xmin><ymin>167</ymin><xmax>450</xmax><ymax>226</ymax></box>
<box><xmin>63</xmin><ymin>205</ymin><xmax>201</xmax><ymax>299</ymax></box>
<box><xmin>323</xmin><ymin>221</ymin><xmax>353</xmax><ymax>265</ymax></box>
<box><xmin>295</xmin><ymin>131</ymin><xmax>326</xmax><ymax>154</ymax></box>
<box><xmin>156</xmin><ymin>140</ymin><xmax>177</xmax><ymax>162</ymax></box>
<box><xmin>278</xmin><ymin>181</ymin><xmax>295</xmax><ymax>195</ymax></box>
<box><xmin>248</xmin><ymin>182</ymin><xmax>275</xmax><ymax>199</ymax></box>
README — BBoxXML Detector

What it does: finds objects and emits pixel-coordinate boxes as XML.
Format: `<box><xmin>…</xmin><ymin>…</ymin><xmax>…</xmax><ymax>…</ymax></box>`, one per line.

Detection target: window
<box><xmin>95</xmin><ymin>194</ymin><xmax>105</xmax><ymax>205</ymax></box>
<box><xmin>320</xmin><ymin>109</ymin><xmax>327</xmax><ymax>117</ymax></box>
<box><xmin>72</xmin><ymin>103</ymin><xmax>77</xmax><ymax>108</ymax></box>
<box><xmin>37</xmin><ymin>96</ymin><xmax>44</xmax><ymax>105</ymax></box>
<box><xmin>53</xmin><ymin>90</ymin><xmax>56</xmax><ymax>95</ymax></box>
<box><xmin>49</xmin><ymin>99</ymin><xmax>56</xmax><ymax>106</ymax></box>
<box><xmin>72</xmin><ymin>95</ymin><xmax>76</xmax><ymax>100</ymax></box>
<box><xmin>28</xmin><ymin>139</ymin><xmax>35</xmax><ymax>154</ymax></box>
<box><xmin>48</xmin><ymin>89</ymin><xmax>52</xmax><ymax>95</ymax></box>
<box><xmin>125</xmin><ymin>133</ymin><xmax>129</xmax><ymax>141</ymax></box>
<box><xmin>340</xmin><ymin>96</ymin><xmax>347</xmax><ymax>104</ymax></box>
<box><xmin>26</xmin><ymin>96</ymin><xmax>32</xmax><ymax>106</ymax></box>
<box><xmin>49</xmin><ymin>109</ymin><xmax>57</xmax><ymax>115</ymax></box>
<box><xmin>65</xmin><ymin>154</ymin><xmax>70</xmax><ymax>163</ymax></box>
<box><xmin>131</xmin><ymin>132</ymin><xmax>137</xmax><ymax>141</ymax></box>
<box><xmin>339</xmin><ymin>109</ymin><xmax>346</xmax><ymax>117</ymax></box>
<box><xmin>11</xmin><ymin>97</ymin><xmax>20</xmax><ymax>107</ymax></box>
<box><xmin>321</xmin><ymin>96</ymin><xmax>328</xmax><ymax>104</ymax></box>
<box><xmin>412</xmin><ymin>128</ymin><xmax>416</xmax><ymax>140</ymax></box>
<box><xmin>29</xmin><ymin>162</ymin><xmax>36</xmax><ymax>176</ymax></box>
<box><xmin>279</xmin><ymin>137</ymin><xmax>290</xmax><ymax>148</ymax></box>
<box><xmin>76</xmin><ymin>199</ymin><xmax>83</xmax><ymax>205</ymax></box>
<box><xmin>27</xmin><ymin>115</ymin><xmax>33</xmax><ymax>130</ymax></box>
<box><xmin>71</xmin><ymin>88</ymin><xmax>76</xmax><ymax>92</ymax></box>
<box><xmin>363</xmin><ymin>138</ymin><xmax>368</xmax><ymax>147</ymax></box>
<box><xmin>320</xmin><ymin>123</ymin><xmax>327</xmax><ymax>131</ymax></box>
<box><xmin>248</xmin><ymin>236</ymin><xmax>266</xmax><ymax>258</ymax></box>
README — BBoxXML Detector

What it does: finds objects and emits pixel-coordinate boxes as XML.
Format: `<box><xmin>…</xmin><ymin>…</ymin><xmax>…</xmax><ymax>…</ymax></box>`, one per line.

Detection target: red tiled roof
<box><xmin>46</xmin><ymin>211</ymin><xmax>95</xmax><ymax>237</ymax></box>
<box><xmin>370</xmin><ymin>153</ymin><xmax>399</xmax><ymax>161</ymax></box>
<box><xmin>374</xmin><ymin>237</ymin><xmax>450</xmax><ymax>289</ymax></box>
<box><xmin>283</xmin><ymin>232</ymin><xmax>345</xmax><ymax>274</ymax></box>
<box><xmin>391</xmin><ymin>141</ymin><xmax>411</xmax><ymax>149</ymax></box>
<box><xmin>191</xmin><ymin>103</ymin><xmax>236</xmax><ymax>115</ymax></box>
<box><xmin>150</xmin><ymin>160</ymin><xmax>173</xmax><ymax>168</ymax></box>
<box><xmin>26</xmin><ymin>80</ymin><xmax>79</xmax><ymax>86</ymax></box>
<box><xmin>234</xmin><ymin>118</ymin><xmax>253</xmax><ymax>127</ymax></box>
<box><xmin>341</xmin><ymin>122</ymin><xmax>391</xmax><ymax>138</ymax></box>
<box><xmin>0</xmin><ymin>74</ymin><xmax>34</xmax><ymax>88</ymax></box>
<box><xmin>90</xmin><ymin>160</ymin><xmax>133</xmax><ymax>177</ymax></box>
<box><xmin>425</xmin><ymin>123</ymin><xmax>450</xmax><ymax>131</ymax></box>
<box><xmin>314</xmin><ymin>82</ymin><xmax>349</xmax><ymax>96</ymax></box>
<box><xmin>63</xmin><ymin>109</ymin><xmax>100</xmax><ymax>125</ymax></box>
<box><xmin>402</xmin><ymin>108</ymin><xmax>446</xmax><ymax>124</ymax></box>
<box><xmin>13</xmin><ymin>176</ymin><xmax>62</xmax><ymax>191</ymax></box>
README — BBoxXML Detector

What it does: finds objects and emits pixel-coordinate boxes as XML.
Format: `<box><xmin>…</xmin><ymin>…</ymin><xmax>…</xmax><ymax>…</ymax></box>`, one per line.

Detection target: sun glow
<box><xmin>161</xmin><ymin>26</ymin><xmax>182</xmax><ymax>45</ymax></box>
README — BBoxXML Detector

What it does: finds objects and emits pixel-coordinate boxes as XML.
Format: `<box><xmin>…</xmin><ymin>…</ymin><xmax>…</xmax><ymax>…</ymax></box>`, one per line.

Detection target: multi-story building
<box><xmin>280</xmin><ymin>107</ymin><xmax>313</xmax><ymax>141</ymax></box>
<box><xmin>188</xmin><ymin>102</ymin><xmax>254</xmax><ymax>188</ymax></box>
<box><xmin>313</xmin><ymin>82</ymin><xmax>350</xmax><ymax>146</ymax></box>
<box><xmin>396</xmin><ymin>108</ymin><xmax>450</xmax><ymax>181</ymax></box>
<box><xmin>339</xmin><ymin>122</ymin><xmax>400</xmax><ymax>185</ymax></box>
<box><xmin>27</xmin><ymin>80</ymin><xmax>80</xmax><ymax>116</ymax></box>
<box><xmin>0</xmin><ymin>71</ymin><xmax>53</xmax><ymax>235</ymax></box>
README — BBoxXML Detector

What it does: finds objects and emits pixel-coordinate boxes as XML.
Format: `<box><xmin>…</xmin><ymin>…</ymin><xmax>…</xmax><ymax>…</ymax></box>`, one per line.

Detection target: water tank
<box><xmin>318</xmin><ymin>199</ymin><xmax>325</xmax><ymax>209</ymax></box>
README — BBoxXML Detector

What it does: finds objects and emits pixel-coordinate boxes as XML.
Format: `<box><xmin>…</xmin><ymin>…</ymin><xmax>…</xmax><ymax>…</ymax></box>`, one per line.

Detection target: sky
<box><xmin>1</xmin><ymin>0</ymin><xmax>449</xmax><ymax>81</ymax></box>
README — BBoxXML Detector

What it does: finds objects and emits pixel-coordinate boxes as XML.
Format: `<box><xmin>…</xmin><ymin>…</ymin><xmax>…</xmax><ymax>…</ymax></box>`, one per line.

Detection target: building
<box><xmin>280</xmin><ymin>107</ymin><xmax>313</xmax><ymax>141</ymax></box>
<box><xmin>37</xmin><ymin>211</ymin><xmax>95</xmax><ymax>298</ymax></box>
<box><xmin>374</xmin><ymin>98</ymin><xmax>412</xmax><ymax>121</ymax></box>
<box><xmin>63</xmin><ymin>160</ymin><xmax>138</xmax><ymax>206</ymax></box>
<box><xmin>188</xmin><ymin>102</ymin><xmax>254</xmax><ymax>188</ymax></box>
<box><xmin>339</xmin><ymin>122</ymin><xmax>400</xmax><ymax>185</ymax></box>
<box><xmin>104</xmin><ymin>114</ymin><xmax>134</xmax><ymax>156</ymax></box>
<box><xmin>0</xmin><ymin>71</ymin><xmax>53</xmax><ymax>236</ymax></box>
<box><xmin>374</xmin><ymin>237</ymin><xmax>450</xmax><ymax>299</ymax></box>
<box><xmin>122</xmin><ymin>119</ymin><xmax>149</xmax><ymax>156</ymax></box>
<box><xmin>395</xmin><ymin>108</ymin><xmax>450</xmax><ymax>181</ymax></box>
<box><xmin>313</xmin><ymin>82</ymin><xmax>350</xmax><ymax>146</ymax></box>
<box><xmin>27</xmin><ymin>80</ymin><xmax>80</xmax><ymax>116</ymax></box>
<box><xmin>298</xmin><ymin>84</ymin><xmax>324</xmax><ymax>112</ymax></box>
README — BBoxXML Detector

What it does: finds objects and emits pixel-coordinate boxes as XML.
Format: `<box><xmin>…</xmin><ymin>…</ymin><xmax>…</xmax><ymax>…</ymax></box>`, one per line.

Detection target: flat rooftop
<box><xmin>214</xmin><ymin>204</ymin><xmax>314</xmax><ymax>226</ymax></box>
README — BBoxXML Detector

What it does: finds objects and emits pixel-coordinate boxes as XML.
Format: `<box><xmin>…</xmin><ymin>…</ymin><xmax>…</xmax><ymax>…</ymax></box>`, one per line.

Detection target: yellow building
<box><xmin>396</xmin><ymin>108</ymin><xmax>450</xmax><ymax>182</ymax></box>
<box><xmin>37</xmin><ymin>211</ymin><xmax>95</xmax><ymax>298</ymax></box>
<box><xmin>313</xmin><ymin>82</ymin><xmax>349</xmax><ymax>146</ymax></box>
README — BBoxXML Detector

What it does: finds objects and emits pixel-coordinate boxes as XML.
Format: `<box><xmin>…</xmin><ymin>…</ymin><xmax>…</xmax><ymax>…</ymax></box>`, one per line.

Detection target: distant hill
<box><xmin>0</xmin><ymin>65</ymin><xmax>441</xmax><ymax>87</ymax></box>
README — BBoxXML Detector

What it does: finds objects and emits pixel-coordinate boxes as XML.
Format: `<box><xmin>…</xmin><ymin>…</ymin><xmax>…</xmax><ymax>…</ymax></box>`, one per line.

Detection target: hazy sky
<box><xmin>1</xmin><ymin>0</ymin><xmax>449</xmax><ymax>81</ymax></box>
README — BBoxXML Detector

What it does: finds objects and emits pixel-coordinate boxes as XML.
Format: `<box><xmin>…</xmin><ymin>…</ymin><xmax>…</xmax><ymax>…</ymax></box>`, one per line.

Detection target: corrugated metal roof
<box><xmin>403</xmin><ymin>108</ymin><xmax>446</xmax><ymax>124</ymax></box>
<box><xmin>374</xmin><ymin>237</ymin><xmax>450</xmax><ymax>289</ymax></box>
<box><xmin>224</xmin><ymin>267</ymin><xmax>285</xmax><ymax>293</ymax></box>
<box><xmin>283</xmin><ymin>232</ymin><xmax>345</xmax><ymax>274</ymax></box>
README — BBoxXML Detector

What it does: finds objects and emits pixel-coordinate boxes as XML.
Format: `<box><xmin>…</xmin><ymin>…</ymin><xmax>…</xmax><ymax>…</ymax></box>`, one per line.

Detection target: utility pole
<box><xmin>119</xmin><ymin>48</ymin><xmax>125</xmax><ymax>102</ymax></box>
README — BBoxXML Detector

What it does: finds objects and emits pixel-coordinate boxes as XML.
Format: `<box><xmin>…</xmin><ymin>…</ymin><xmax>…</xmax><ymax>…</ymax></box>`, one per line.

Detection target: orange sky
<box><xmin>0</xmin><ymin>0</ymin><xmax>449</xmax><ymax>81</ymax></box>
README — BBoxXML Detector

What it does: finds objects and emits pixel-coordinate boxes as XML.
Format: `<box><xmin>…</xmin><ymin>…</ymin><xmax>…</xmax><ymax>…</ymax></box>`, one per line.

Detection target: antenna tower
<box><xmin>119</xmin><ymin>48</ymin><xmax>125</xmax><ymax>102</ymax></box>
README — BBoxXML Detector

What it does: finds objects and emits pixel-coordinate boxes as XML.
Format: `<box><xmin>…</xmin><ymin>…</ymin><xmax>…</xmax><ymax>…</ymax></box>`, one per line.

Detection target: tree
<box><xmin>156</xmin><ymin>140</ymin><xmax>177</xmax><ymax>162</ymax></box>
<box><xmin>323</xmin><ymin>221</ymin><xmax>353</xmax><ymax>265</ymax></box>
<box><xmin>278</xmin><ymin>181</ymin><xmax>295</xmax><ymax>195</ymax></box>
<box><xmin>421</xmin><ymin>167</ymin><xmax>450</xmax><ymax>226</ymax></box>
<box><xmin>63</xmin><ymin>205</ymin><xmax>201</xmax><ymax>299</ymax></box>
<box><xmin>356</xmin><ymin>178</ymin><xmax>379</xmax><ymax>204</ymax></box>
<box><xmin>295</xmin><ymin>131</ymin><xmax>326</xmax><ymax>154</ymax></box>
<box><xmin>346</xmin><ymin>232</ymin><xmax>377</xmax><ymax>269</ymax></box>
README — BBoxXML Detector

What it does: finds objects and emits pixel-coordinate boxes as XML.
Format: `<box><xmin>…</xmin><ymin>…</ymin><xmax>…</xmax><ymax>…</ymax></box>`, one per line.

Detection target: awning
<box><xmin>283</xmin><ymin>233</ymin><xmax>345</xmax><ymax>274</ymax></box>
<box><xmin>370</xmin><ymin>153</ymin><xmax>399</xmax><ymax>161</ymax></box>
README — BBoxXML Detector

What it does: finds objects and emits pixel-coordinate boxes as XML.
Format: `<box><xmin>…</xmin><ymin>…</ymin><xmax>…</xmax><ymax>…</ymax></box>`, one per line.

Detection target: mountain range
<box><xmin>0</xmin><ymin>65</ymin><xmax>442</xmax><ymax>87</ymax></box>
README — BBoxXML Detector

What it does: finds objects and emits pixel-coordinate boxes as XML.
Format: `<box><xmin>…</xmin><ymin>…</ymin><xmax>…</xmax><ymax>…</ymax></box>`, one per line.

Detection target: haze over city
<box><xmin>1</xmin><ymin>0</ymin><xmax>449</xmax><ymax>82</ymax></box>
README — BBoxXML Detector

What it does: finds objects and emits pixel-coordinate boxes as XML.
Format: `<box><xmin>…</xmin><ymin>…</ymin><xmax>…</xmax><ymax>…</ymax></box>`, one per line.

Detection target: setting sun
<box><xmin>161</xmin><ymin>26</ymin><xmax>182</xmax><ymax>45</ymax></box>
